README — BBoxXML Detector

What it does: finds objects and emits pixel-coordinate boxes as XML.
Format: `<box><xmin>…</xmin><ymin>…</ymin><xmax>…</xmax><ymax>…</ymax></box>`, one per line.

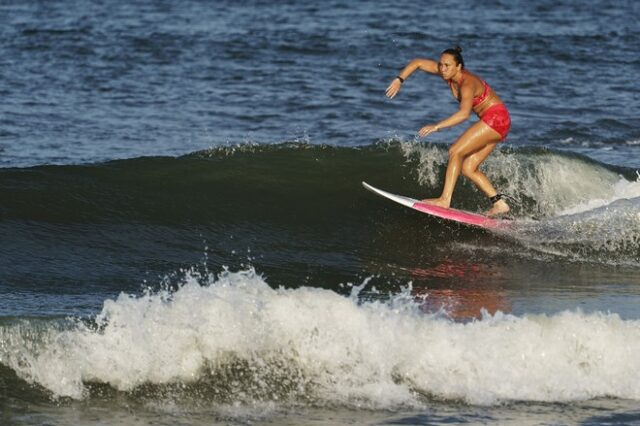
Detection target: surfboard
<box><xmin>362</xmin><ymin>181</ymin><xmax>510</xmax><ymax>230</ymax></box>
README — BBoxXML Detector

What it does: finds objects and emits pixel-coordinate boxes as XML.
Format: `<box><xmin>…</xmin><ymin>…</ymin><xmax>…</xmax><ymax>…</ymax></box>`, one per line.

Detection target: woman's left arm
<box><xmin>418</xmin><ymin>84</ymin><xmax>474</xmax><ymax>137</ymax></box>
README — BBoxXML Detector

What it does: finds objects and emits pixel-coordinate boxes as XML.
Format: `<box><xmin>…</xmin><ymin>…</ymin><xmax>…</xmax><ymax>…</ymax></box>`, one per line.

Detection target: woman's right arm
<box><xmin>386</xmin><ymin>58</ymin><xmax>438</xmax><ymax>99</ymax></box>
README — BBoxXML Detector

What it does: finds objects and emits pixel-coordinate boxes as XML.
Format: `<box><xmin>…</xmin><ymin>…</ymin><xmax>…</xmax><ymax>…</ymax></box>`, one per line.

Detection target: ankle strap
<box><xmin>490</xmin><ymin>193</ymin><xmax>518</xmax><ymax>204</ymax></box>
<box><xmin>489</xmin><ymin>194</ymin><xmax>504</xmax><ymax>204</ymax></box>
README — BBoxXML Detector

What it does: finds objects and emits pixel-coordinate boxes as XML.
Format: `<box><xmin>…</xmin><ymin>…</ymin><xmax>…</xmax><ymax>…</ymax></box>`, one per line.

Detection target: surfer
<box><xmin>386</xmin><ymin>46</ymin><xmax>511</xmax><ymax>216</ymax></box>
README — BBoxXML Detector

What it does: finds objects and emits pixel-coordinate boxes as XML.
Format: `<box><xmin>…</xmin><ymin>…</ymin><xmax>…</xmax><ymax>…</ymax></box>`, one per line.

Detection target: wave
<box><xmin>509</xmin><ymin>197</ymin><xmax>640</xmax><ymax>264</ymax></box>
<box><xmin>2</xmin><ymin>268</ymin><xmax>640</xmax><ymax>406</ymax></box>
<box><xmin>2</xmin><ymin>141</ymin><xmax>637</xmax><ymax>218</ymax></box>
<box><xmin>1</xmin><ymin>141</ymin><xmax>639</xmax><ymax>266</ymax></box>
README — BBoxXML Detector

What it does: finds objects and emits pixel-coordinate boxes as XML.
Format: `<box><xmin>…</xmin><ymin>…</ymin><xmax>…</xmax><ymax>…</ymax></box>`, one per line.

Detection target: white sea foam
<box><xmin>400</xmin><ymin>140</ymin><xmax>447</xmax><ymax>187</ymax></box>
<box><xmin>558</xmin><ymin>172</ymin><xmax>640</xmax><ymax>216</ymax></box>
<box><xmin>2</xmin><ymin>269</ymin><xmax>640</xmax><ymax>406</ymax></box>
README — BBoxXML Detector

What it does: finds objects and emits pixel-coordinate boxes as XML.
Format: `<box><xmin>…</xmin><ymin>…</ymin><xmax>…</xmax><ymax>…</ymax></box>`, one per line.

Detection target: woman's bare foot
<box><xmin>487</xmin><ymin>199</ymin><xmax>510</xmax><ymax>217</ymax></box>
<box><xmin>420</xmin><ymin>197</ymin><xmax>451</xmax><ymax>209</ymax></box>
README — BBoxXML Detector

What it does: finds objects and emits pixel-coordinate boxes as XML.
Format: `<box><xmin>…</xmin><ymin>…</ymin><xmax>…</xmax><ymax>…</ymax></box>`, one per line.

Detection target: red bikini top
<box><xmin>449</xmin><ymin>71</ymin><xmax>490</xmax><ymax>107</ymax></box>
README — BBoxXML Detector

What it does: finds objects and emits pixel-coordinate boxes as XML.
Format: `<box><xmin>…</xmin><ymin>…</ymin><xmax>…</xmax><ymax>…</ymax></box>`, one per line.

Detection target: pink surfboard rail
<box><xmin>362</xmin><ymin>181</ymin><xmax>510</xmax><ymax>230</ymax></box>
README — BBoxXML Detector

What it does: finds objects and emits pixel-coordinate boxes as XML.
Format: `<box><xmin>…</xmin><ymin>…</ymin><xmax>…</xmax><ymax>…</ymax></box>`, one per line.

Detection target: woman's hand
<box><xmin>418</xmin><ymin>124</ymin><xmax>439</xmax><ymax>137</ymax></box>
<box><xmin>385</xmin><ymin>78</ymin><xmax>402</xmax><ymax>99</ymax></box>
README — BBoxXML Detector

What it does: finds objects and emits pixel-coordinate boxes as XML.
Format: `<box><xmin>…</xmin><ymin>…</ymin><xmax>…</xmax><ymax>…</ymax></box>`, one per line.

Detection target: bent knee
<box><xmin>461</xmin><ymin>161</ymin><xmax>477</xmax><ymax>177</ymax></box>
<box><xmin>448</xmin><ymin>146</ymin><xmax>463</xmax><ymax>160</ymax></box>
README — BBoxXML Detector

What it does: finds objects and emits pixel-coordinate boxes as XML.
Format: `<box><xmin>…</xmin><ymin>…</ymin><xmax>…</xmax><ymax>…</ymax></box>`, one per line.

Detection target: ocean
<box><xmin>1</xmin><ymin>0</ymin><xmax>640</xmax><ymax>424</ymax></box>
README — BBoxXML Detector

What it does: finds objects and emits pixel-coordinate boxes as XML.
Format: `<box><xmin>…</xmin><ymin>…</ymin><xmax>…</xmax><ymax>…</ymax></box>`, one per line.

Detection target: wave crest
<box><xmin>2</xmin><ymin>269</ymin><xmax>640</xmax><ymax>406</ymax></box>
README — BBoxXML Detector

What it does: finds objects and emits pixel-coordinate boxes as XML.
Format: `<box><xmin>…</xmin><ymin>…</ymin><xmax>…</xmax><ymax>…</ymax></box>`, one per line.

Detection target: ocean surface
<box><xmin>1</xmin><ymin>0</ymin><xmax>640</xmax><ymax>424</ymax></box>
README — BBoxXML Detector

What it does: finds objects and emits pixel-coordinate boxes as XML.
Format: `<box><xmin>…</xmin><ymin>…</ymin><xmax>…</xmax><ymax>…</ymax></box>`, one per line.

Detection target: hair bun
<box><xmin>454</xmin><ymin>45</ymin><xmax>463</xmax><ymax>53</ymax></box>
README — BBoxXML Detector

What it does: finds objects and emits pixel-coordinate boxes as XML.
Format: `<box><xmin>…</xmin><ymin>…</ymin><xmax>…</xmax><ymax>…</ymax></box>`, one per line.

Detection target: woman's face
<box><xmin>438</xmin><ymin>54</ymin><xmax>461</xmax><ymax>80</ymax></box>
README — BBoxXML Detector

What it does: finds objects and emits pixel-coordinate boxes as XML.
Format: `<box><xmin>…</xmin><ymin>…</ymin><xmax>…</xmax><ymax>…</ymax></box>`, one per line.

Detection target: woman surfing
<box><xmin>386</xmin><ymin>46</ymin><xmax>511</xmax><ymax>216</ymax></box>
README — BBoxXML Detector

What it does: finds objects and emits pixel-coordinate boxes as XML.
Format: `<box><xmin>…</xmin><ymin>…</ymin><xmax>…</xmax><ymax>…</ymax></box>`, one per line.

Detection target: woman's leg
<box><xmin>461</xmin><ymin>139</ymin><xmax>510</xmax><ymax>216</ymax></box>
<box><xmin>423</xmin><ymin>121</ymin><xmax>502</xmax><ymax>210</ymax></box>
<box><xmin>461</xmin><ymin>142</ymin><xmax>497</xmax><ymax>196</ymax></box>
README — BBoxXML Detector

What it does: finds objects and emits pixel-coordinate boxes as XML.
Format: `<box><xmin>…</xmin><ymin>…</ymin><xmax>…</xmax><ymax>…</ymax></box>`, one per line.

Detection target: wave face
<box><xmin>2</xmin><ymin>268</ymin><xmax>640</xmax><ymax>406</ymax></box>
<box><xmin>1</xmin><ymin>142</ymin><xmax>639</xmax><ymax>270</ymax></box>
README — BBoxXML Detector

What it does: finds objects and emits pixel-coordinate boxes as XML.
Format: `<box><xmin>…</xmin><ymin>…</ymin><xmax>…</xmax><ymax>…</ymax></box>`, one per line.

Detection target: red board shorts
<box><xmin>480</xmin><ymin>103</ymin><xmax>511</xmax><ymax>141</ymax></box>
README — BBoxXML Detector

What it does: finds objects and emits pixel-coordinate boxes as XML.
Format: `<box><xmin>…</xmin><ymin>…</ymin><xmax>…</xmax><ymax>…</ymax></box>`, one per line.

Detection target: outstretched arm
<box><xmin>419</xmin><ymin>84</ymin><xmax>474</xmax><ymax>137</ymax></box>
<box><xmin>386</xmin><ymin>58</ymin><xmax>438</xmax><ymax>99</ymax></box>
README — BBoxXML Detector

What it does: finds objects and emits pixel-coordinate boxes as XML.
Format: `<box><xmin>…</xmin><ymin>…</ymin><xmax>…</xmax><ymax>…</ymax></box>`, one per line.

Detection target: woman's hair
<box><xmin>441</xmin><ymin>46</ymin><xmax>464</xmax><ymax>69</ymax></box>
